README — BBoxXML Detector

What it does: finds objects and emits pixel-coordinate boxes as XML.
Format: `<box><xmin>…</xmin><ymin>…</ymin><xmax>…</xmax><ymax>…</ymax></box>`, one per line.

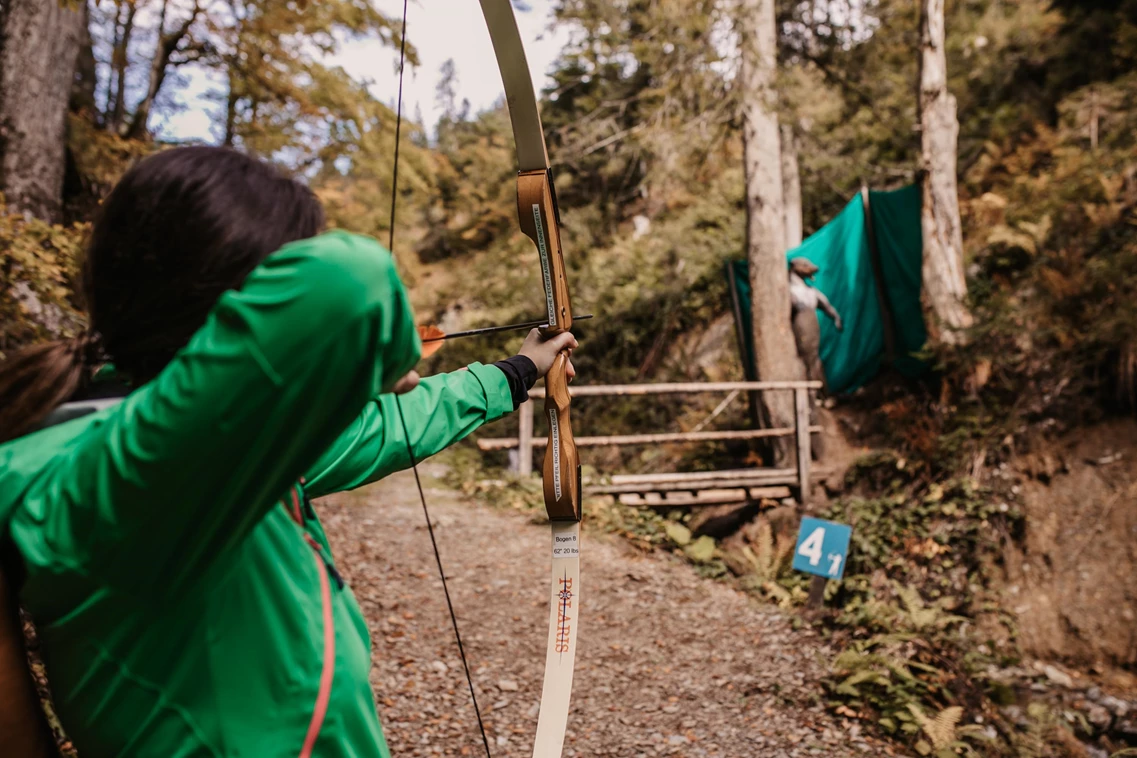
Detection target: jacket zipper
<box><xmin>288</xmin><ymin>485</ymin><xmax>337</xmax><ymax>758</ymax></box>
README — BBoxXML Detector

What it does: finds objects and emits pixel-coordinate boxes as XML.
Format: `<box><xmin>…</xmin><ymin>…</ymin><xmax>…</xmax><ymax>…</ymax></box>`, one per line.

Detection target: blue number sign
<box><xmin>792</xmin><ymin>517</ymin><xmax>852</xmax><ymax>579</ymax></box>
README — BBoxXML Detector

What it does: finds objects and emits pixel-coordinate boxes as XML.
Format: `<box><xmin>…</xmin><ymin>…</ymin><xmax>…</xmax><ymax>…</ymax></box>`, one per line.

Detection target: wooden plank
<box><xmin>614</xmin><ymin>486</ymin><xmax>791</xmax><ymax>508</ymax></box>
<box><xmin>795</xmin><ymin>387</ymin><xmax>812</xmax><ymax>507</ymax></box>
<box><xmin>528</xmin><ymin>380</ymin><xmax>822</xmax><ymax>399</ymax></box>
<box><xmin>582</xmin><ymin>467</ymin><xmax>834</xmax><ymax>486</ymax></box>
<box><xmin>589</xmin><ymin>476</ymin><xmax>799</xmax><ymax>495</ymax></box>
<box><xmin>477</xmin><ymin>426</ymin><xmax>822</xmax><ymax>451</ymax></box>
<box><xmin>611</xmin><ymin>467</ymin><xmax>802</xmax><ymax>485</ymax></box>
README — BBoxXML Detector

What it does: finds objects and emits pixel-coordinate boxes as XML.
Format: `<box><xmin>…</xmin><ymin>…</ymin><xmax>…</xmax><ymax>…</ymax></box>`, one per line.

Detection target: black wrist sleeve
<box><xmin>492</xmin><ymin>355</ymin><xmax>539</xmax><ymax>410</ymax></box>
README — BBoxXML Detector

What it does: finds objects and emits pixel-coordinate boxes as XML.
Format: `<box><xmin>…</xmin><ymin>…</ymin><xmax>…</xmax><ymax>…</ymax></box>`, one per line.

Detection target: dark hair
<box><xmin>0</xmin><ymin>146</ymin><xmax>325</xmax><ymax>443</ymax></box>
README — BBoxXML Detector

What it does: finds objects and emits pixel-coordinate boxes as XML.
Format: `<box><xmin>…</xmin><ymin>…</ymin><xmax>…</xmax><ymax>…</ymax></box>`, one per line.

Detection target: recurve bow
<box><xmin>388</xmin><ymin>3</ymin><xmax>583</xmax><ymax>756</ymax></box>
<box><xmin>478</xmin><ymin>3</ymin><xmax>584</xmax><ymax>755</ymax></box>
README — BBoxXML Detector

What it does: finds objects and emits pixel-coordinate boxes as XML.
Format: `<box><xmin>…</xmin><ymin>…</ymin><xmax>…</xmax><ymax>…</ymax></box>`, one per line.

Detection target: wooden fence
<box><xmin>476</xmin><ymin>380</ymin><xmax>824</xmax><ymax>506</ymax></box>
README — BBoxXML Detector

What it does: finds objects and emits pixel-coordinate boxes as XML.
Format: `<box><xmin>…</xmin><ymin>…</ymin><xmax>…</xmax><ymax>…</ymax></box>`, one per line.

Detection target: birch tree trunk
<box><xmin>0</xmin><ymin>0</ymin><xmax>84</xmax><ymax>222</ymax></box>
<box><xmin>781</xmin><ymin>123</ymin><xmax>803</xmax><ymax>248</ymax></box>
<box><xmin>918</xmin><ymin>0</ymin><xmax>972</xmax><ymax>341</ymax></box>
<box><xmin>740</xmin><ymin>0</ymin><xmax>803</xmax><ymax>466</ymax></box>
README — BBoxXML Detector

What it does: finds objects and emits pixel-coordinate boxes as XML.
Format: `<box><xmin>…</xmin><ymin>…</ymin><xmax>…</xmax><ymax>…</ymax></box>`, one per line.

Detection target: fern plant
<box><xmin>907</xmin><ymin>703</ymin><xmax>964</xmax><ymax>755</ymax></box>
<box><xmin>738</xmin><ymin>518</ymin><xmax>795</xmax><ymax>604</ymax></box>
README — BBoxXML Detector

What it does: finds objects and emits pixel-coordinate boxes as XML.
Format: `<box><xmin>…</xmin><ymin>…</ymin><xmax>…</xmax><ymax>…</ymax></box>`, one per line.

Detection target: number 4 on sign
<box><xmin>792</xmin><ymin>517</ymin><xmax>852</xmax><ymax>580</ymax></box>
<box><xmin>797</xmin><ymin>526</ymin><xmax>824</xmax><ymax>566</ymax></box>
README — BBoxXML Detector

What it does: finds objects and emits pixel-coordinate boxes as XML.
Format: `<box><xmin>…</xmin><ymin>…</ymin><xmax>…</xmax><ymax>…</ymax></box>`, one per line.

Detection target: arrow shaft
<box><xmin>422</xmin><ymin>314</ymin><xmax>592</xmax><ymax>343</ymax></box>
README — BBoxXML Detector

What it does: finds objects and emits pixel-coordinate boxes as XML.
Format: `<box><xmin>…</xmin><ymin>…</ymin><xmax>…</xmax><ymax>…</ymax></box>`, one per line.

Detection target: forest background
<box><xmin>1</xmin><ymin>0</ymin><xmax>1136</xmax><ymax>756</ymax></box>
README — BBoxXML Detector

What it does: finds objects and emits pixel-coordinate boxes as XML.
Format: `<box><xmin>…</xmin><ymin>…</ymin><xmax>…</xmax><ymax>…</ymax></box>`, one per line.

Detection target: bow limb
<box><xmin>479</xmin><ymin>3</ymin><xmax>583</xmax><ymax>756</ymax></box>
<box><xmin>476</xmin><ymin>3</ymin><xmax>580</xmax><ymax>522</ymax></box>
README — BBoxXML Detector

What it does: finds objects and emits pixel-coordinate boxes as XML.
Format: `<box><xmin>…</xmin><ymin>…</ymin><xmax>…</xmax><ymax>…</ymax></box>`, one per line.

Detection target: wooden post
<box><xmin>860</xmin><ymin>184</ymin><xmax>897</xmax><ymax>363</ymax></box>
<box><xmin>794</xmin><ymin>387</ymin><xmax>811</xmax><ymax>505</ymax></box>
<box><xmin>517</xmin><ymin>399</ymin><xmax>534</xmax><ymax>475</ymax></box>
<box><xmin>807</xmin><ymin>575</ymin><xmax>827</xmax><ymax>609</ymax></box>
<box><xmin>796</xmin><ymin>385</ymin><xmax>827</xmax><ymax>608</ymax></box>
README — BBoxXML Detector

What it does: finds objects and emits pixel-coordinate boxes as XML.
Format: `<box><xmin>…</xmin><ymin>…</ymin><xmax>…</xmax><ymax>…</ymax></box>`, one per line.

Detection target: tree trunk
<box><xmin>781</xmin><ymin>123</ymin><xmax>803</xmax><ymax>248</ymax></box>
<box><xmin>0</xmin><ymin>0</ymin><xmax>84</xmax><ymax>222</ymax></box>
<box><xmin>124</xmin><ymin>0</ymin><xmax>200</xmax><ymax>140</ymax></box>
<box><xmin>918</xmin><ymin>0</ymin><xmax>971</xmax><ymax>341</ymax></box>
<box><xmin>71</xmin><ymin>1</ymin><xmax>98</xmax><ymax>117</ymax></box>
<box><xmin>110</xmin><ymin>1</ymin><xmax>138</xmax><ymax>134</ymax></box>
<box><xmin>224</xmin><ymin>69</ymin><xmax>239</xmax><ymax>147</ymax></box>
<box><xmin>740</xmin><ymin>0</ymin><xmax>803</xmax><ymax>467</ymax></box>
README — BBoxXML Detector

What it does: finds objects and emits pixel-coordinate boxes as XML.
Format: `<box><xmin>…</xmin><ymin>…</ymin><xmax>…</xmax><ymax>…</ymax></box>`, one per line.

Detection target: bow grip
<box><xmin>542</xmin><ymin>352</ymin><xmax>581</xmax><ymax>522</ymax></box>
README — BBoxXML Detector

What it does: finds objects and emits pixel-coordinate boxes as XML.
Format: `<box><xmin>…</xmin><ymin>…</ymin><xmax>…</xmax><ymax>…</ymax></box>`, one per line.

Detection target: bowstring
<box><xmin>386</xmin><ymin>2</ymin><xmax>493</xmax><ymax>756</ymax></box>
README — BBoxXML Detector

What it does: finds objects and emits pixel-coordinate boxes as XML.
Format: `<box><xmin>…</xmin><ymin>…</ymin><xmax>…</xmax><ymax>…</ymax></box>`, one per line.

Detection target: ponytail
<box><xmin>0</xmin><ymin>332</ymin><xmax>99</xmax><ymax>445</ymax></box>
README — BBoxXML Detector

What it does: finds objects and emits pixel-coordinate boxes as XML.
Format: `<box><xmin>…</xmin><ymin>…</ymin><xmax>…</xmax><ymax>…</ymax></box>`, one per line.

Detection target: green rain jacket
<box><xmin>0</xmin><ymin>231</ymin><xmax>514</xmax><ymax>757</ymax></box>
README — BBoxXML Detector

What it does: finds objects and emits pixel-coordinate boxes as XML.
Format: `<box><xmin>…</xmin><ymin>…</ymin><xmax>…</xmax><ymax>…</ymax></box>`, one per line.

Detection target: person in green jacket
<box><xmin>0</xmin><ymin>146</ymin><xmax>577</xmax><ymax>757</ymax></box>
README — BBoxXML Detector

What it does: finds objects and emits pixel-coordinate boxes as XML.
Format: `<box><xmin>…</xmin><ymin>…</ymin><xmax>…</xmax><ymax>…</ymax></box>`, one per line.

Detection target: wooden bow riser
<box><xmin>517</xmin><ymin>170</ymin><xmax>573</xmax><ymax>333</ymax></box>
<box><xmin>517</xmin><ymin>169</ymin><xmax>581</xmax><ymax>523</ymax></box>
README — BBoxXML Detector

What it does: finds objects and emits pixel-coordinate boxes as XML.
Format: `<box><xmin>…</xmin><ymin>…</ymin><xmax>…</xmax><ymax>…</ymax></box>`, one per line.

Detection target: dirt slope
<box><xmin>319</xmin><ymin>464</ymin><xmax>904</xmax><ymax>757</ymax></box>
<box><xmin>1006</xmin><ymin>419</ymin><xmax>1137</xmax><ymax>671</ymax></box>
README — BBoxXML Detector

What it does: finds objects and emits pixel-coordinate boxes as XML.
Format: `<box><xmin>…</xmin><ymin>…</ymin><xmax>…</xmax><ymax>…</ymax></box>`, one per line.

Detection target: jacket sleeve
<box><xmin>7</xmin><ymin>231</ymin><xmax>421</xmax><ymax>602</ymax></box>
<box><xmin>302</xmin><ymin>363</ymin><xmax>513</xmax><ymax>499</ymax></box>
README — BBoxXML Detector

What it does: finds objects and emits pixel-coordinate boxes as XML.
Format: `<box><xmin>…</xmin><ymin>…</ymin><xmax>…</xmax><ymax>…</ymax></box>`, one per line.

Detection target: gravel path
<box><xmin>319</xmin><ymin>465</ymin><xmax>901</xmax><ymax>757</ymax></box>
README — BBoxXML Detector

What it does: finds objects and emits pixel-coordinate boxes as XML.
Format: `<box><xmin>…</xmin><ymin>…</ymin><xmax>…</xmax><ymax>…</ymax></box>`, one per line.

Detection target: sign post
<box><xmin>793</xmin><ymin>516</ymin><xmax>852</xmax><ymax>608</ymax></box>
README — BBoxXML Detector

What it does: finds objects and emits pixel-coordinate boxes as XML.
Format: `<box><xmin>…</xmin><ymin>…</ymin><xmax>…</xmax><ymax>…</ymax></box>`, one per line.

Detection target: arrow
<box><xmin>419</xmin><ymin>314</ymin><xmax>593</xmax><ymax>343</ymax></box>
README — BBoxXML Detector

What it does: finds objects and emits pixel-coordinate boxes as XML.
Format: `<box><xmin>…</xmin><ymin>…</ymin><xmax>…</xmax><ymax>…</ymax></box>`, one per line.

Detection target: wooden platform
<box><xmin>584</xmin><ymin>466</ymin><xmax>832</xmax><ymax>508</ymax></box>
<box><xmin>606</xmin><ymin>486</ymin><xmax>793</xmax><ymax>508</ymax></box>
<box><xmin>475</xmin><ymin>380</ymin><xmax>826</xmax><ymax>509</ymax></box>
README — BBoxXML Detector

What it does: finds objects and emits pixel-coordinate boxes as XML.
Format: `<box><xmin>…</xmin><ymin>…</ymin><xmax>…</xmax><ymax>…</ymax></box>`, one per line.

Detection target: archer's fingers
<box><xmin>565</xmin><ymin>358</ymin><xmax>576</xmax><ymax>382</ymax></box>
<box><xmin>546</xmin><ymin>331</ymin><xmax>578</xmax><ymax>352</ymax></box>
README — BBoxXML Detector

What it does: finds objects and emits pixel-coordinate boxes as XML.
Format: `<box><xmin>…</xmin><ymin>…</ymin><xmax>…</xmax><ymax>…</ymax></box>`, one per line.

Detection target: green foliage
<box><xmin>736</xmin><ymin>517</ymin><xmax>797</xmax><ymax>605</ymax></box>
<box><xmin>0</xmin><ymin>199</ymin><xmax>88</xmax><ymax>357</ymax></box>
<box><xmin>779</xmin><ymin>0</ymin><xmax>921</xmax><ymax>219</ymax></box>
<box><xmin>65</xmin><ymin>114</ymin><xmax>154</xmax><ymax>200</ymax></box>
<box><xmin>908</xmin><ymin>703</ymin><xmax>973</xmax><ymax>757</ymax></box>
<box><xmin>888</xmin><ymin>69</ymin><xmax>1137</xmax><ymax>477</ymax></box>
<box><xmin>831</xmin><ymin>476</ymin><xmax>1016</xmax><ymax>590</ymax></box>
<box><xmin>741</xmin><ymin>518</ymin><xmax>791</xmax><ymax>582</ymax></box>
<box><xmin>812</xmin><ymin>460</ymin><xmax>1031</xmax><ymax>755</ymax></box>
<box><xmin>219</xmin><ymin>0</ymin><xmax>412</xmax><ymax>158</ymax></box>
<box><xmin>89</xmin><ymin>0</ymin><xmax>412</xmax><ymax>149</ymax></box>
<box><xmin>415</xmin><ymin>108</ymin><xmax>517</xmax><ymax>265</ymax></box>
<box><xmin>548</xmin><ymin>0</ymin><xmax>735</xmax><ymax>238</ymax></box>
<box><xmin>830</xmin><ymin>631</ymin><xmax>963</xmax><ymax>740</ymax></box>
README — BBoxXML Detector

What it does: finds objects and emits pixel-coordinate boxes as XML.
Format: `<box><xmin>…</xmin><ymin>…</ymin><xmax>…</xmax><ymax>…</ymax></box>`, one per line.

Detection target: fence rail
<box><xmin>525</xmin><ymin>380</ymin><xmax>821</xmax><ymax>399</ymax></box>
<box><xmin>476</xmin><ymin>426</ymin><xmax>821</xmax><ymax>451</ymax></box>
<box><xmin>476</xmin><ymin>381</ymin><xmax>822</xmax><ymax>505</ymax></box>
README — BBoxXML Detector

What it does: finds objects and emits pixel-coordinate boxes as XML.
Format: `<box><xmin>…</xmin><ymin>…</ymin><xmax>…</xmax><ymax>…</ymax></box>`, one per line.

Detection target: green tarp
<box><xmin>728</xmin><ymin>184</ymin><xmax>926</xmax><ymax>394</ymax></box>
